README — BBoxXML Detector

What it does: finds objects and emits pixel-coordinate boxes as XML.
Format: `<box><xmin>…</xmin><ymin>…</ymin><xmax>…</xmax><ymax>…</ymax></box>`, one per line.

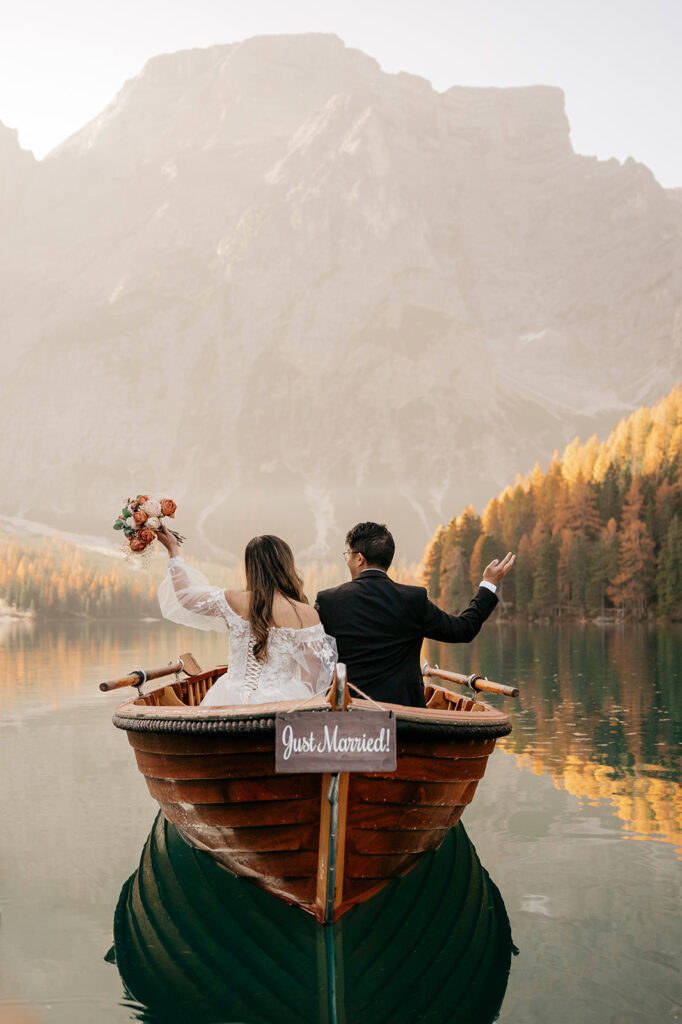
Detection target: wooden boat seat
<box><xmin>155</xmin><ymin>686</ymin><xmax>186</xmax><ymax>707</ymax></box>
<box><xmin>425</xmin><ymin>683</ymin><xmax>478</xmax><ymax>713</ymax></box>
<box><xmin>139</xmin><ymin>667</ymin><xmax>228</xmax><ymax>708</ymax></box>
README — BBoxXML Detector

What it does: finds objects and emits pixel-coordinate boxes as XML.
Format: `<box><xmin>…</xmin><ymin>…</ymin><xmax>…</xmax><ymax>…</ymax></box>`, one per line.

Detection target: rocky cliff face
<box><xmin>1</xmin><ymin>34</ymin><xmax>681</xmax><ymax>559</ymax></box>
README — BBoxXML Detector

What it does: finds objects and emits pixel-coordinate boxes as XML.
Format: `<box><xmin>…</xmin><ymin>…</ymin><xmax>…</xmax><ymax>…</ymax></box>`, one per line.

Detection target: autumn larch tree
<box><xmin>608</xmin><ymin>476</ymin><xmax>656</xmax><ymax>618</ymax></box>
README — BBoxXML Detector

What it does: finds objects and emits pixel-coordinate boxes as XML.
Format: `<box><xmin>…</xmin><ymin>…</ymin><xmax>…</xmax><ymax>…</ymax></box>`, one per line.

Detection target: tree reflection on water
<box><xmin>427</xmin><ymin>623</ymin><xmax>682</xmax><ymax>855</ymax></box>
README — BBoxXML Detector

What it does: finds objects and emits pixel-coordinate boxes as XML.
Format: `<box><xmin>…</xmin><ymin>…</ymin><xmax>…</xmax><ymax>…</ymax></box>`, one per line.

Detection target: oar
<box><xmin>421</xmin><ymin>661</ymin><xmax>519</xmax><ymax>698</ymax></box>
<box><xmin>99</xmin><ymin>652</ymin><xmax>202</xmax><ymax>692</ymax></box>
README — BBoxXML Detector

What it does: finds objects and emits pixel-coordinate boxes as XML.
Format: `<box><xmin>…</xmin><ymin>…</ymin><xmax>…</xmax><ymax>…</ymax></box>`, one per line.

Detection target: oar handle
<box><xmin>99</xmin><ymin>661</ymin><xmax>184</xmax><ymax>692</ymax></box>
<box><xmin>468</xmin><ymin>677</ymin><xmax>519</xmax><ymax>699</ymax></box>
<box><xmin>422</xmin><ymin>662</ymin><xmax>519</xmax><ymax>698</ymax></box>
<box><xmin>99</xmin><ymin>652</ymin><xmax>203</xmax><ymax>693</ymax></box>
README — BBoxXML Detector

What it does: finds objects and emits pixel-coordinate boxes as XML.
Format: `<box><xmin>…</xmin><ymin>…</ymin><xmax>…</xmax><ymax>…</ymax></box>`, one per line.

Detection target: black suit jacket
<box><xmin>315</xmin><ymin>570</ymin><xmax>498</xmax><ymax>708</ymax></box>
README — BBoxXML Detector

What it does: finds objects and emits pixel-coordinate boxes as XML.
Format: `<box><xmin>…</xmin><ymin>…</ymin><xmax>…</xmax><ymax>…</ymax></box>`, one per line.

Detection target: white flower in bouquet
<box><xmin>146</xmin><ymin>516</ymin><xmax>160</xmax><ymax>530</ymax></box>
<box><xmin>141</xmin><ymin>499</ymin><xmax>162</xmax><ymax>517</ymax></box>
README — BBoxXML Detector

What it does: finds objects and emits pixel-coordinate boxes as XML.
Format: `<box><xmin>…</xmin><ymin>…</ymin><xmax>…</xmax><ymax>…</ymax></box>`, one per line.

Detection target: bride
<box><xmin>156</xmin><ymin>525</ymin><xmax>337</xmax><ymax>706</ymax></box>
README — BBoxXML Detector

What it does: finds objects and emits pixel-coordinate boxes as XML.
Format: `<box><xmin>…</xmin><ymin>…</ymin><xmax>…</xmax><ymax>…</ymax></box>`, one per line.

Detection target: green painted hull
<box><xmin>113</xmin><ymin>813</ymin><xmax>515</xmax><ymax>1024</ymax></box>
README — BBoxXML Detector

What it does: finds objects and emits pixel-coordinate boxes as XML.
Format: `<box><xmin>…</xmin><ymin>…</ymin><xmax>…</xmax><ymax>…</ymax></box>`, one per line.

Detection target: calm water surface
<box><xmin>0</xmin><ymin>618</ymin><xmax>680</xmax><ymax>1023</ymax></box>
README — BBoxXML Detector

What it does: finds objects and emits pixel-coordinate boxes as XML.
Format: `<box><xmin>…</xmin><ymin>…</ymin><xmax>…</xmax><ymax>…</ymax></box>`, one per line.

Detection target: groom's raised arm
<box><xmin>419</xmin><ymin>586</ymin><xmax>498</xmax><ymax>644</ymax></box>
<box><xmin>420</xmin><ymin>550</ymin><xmax>515</xmax><ymax>643</ymax></box>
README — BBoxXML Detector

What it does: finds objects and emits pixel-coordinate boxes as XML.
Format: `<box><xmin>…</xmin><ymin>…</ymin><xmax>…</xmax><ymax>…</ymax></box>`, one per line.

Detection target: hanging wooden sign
<box><xmin>275</xmin><ymin>710</ymin><xmax>397</xmax><ymax>773</ymax></box>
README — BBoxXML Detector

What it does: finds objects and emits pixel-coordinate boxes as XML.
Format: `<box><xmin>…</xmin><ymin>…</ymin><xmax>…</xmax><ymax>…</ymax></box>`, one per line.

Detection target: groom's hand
<box><xmin>483</xmin><ymin>551</ymin><xmax>516</xmax><ymax>586</ymax></box>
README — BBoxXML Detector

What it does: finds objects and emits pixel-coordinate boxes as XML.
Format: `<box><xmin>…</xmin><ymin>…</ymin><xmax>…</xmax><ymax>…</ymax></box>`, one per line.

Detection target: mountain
<box><xmin>1</xmin><ymin>34</ymin><xmax>681</xmax><ymax>560</ymax></box>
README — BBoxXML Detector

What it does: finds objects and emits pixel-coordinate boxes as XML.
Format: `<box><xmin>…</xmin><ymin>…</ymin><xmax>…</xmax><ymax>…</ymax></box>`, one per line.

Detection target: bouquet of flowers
<box><xmin>113</xmin><ymin>495</ymin><xmax>184</xmax><ymax>560</ymax></box>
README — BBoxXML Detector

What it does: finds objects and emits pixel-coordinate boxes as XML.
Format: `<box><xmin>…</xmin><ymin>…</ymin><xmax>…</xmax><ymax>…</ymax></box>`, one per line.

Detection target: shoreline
<box><xmin>1</xmin><ymin>609</ymin><xmax>679</xmax><ymax>628</ymax></box>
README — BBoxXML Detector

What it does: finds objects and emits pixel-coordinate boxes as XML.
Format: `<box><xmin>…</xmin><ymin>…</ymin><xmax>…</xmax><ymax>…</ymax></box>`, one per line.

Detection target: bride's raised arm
<box><xmin>157</xmin><ymin>525</ymin><xmax>228</xmax><ymax>632</ymax></box>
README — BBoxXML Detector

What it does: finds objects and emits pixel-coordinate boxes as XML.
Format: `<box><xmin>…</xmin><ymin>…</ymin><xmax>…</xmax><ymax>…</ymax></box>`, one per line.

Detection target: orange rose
<box><xmin>129</xmin><ymin>536</ymin><xmax>148</xmax><ymax>552</ymax></box>
<box><xmin>136</xmin><ymin>494</ymin><xmax>150</xmax><ymax>503</ymax></box>
<box><xmin>138</xmin><ymin>527</ymin><xmax>156</xmax><ymax>547</ymax></box>
<box><xmin>160</xmin><ymin>498</ymin><xmax>177</xmax><ymax>518</ymax></box>
<box><xmin>133</xmin><ymin>509</ymin><xmax>148</xmax><ymax>525</ymax></box>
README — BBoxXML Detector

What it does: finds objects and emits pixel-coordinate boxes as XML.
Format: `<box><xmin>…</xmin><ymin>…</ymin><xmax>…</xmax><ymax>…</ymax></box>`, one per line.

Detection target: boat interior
<box><xmin>133</xmin><ymin>658</ymin><xmax>486</xmax><ymax>716</ymax></box>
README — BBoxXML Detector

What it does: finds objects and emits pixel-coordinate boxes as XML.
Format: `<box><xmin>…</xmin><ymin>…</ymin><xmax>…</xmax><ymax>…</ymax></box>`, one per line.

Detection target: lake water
<box><xmin>0</xmin><ymin>618</ymin><xmax>680</xmax><ymax>1023</ymax></box>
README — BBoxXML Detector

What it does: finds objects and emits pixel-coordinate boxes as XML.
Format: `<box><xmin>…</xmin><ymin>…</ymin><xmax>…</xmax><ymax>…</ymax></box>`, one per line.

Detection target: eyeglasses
<box><xmin>342</xmin><ymin>549</ymin><xmax>358</xmax><ymax>562</ymax></box>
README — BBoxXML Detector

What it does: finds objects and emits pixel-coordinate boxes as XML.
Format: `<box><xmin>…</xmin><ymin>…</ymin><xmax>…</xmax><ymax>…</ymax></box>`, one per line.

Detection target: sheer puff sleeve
<box><xmin>289</xmin><ymin>628</ymin><xmax>338</xmax><ymax>695</ymax></box>
<box><xmin>158</xmin><ymin>556</ymin><xmax>229</xmax><ymax>632</ymax></box>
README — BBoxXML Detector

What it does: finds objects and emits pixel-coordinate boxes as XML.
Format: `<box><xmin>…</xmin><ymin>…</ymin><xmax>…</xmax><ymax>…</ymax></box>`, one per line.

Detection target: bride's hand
<box><xmin>157</xmin><ymin>522</ymin><xmax>180</xmax><ymax>558</ymax></box>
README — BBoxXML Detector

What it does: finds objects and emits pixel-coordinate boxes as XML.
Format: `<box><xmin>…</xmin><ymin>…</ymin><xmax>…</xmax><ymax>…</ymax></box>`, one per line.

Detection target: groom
<box><xmin>315</xmin><ymin>522</ymin><xmax>515</xmax><ymax>708</ymax></box>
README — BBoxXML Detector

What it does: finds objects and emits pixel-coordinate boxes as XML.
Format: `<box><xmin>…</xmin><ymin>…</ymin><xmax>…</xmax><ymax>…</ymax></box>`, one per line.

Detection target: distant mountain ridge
<box><xmin>1</xmin><ymin>33</ymin><xmax>681</xmax><ymax>559</ymax></box>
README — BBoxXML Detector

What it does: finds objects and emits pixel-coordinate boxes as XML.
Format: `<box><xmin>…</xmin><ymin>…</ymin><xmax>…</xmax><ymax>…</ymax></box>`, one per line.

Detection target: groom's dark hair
<box><xmin>346</xmin><ymin>522</ymin><xmax>395</xmax><ymax>570</ymax></box>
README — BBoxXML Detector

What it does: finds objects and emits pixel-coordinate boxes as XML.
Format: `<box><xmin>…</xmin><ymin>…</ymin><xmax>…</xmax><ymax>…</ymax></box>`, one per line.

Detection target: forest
<box><xmin>422</xmin><ymin>386</ymin><xmax>682</xmax><ymax>620</ymax></box>
<box><xmin>0</xmin><ymin>535</ymin><xmax>347</xmax><ymax>620</ymax></box>
<box><xmin>0</xmin><ymin>537</ymin><xmax>165</xmax><ymax>618</ymax></box>
<box><xmin>1</xmin><ymin>387</ymin><xmax>680</xmax><ymax>621</ymax></box>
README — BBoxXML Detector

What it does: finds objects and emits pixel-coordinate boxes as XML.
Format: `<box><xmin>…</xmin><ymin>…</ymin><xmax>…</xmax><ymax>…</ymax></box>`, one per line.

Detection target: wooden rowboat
<box><xmin>105</xmin><ymin>656</ymin><xmax>513</xmax><ymax>923</ymax></box>
<box><xmin>112</xmin><ymin>811</ymin><xmax>515</xmax><ymax>1024</ymax></box>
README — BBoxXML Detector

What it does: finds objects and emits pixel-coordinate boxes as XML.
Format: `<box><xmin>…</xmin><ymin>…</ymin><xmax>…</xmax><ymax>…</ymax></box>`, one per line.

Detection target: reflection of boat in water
<box><xmin>107</xmin><ymin>658</ymin><xmax>512</xmax><ymax>922</ymax></box>
<box><xmin>112</xmin><ymin>812</ymin><xmax>515</xmax><ymax>1024</ymax></box>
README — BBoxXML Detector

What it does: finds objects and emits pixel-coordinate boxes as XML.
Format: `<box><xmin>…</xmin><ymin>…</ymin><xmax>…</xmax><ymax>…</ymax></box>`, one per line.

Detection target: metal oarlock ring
<box><xmin>132</xmin><ymin>669</ymin><xmax>147</xmax><ymax>697</ymax></box>
<box><xmin>467</xmin><ymin>673</ymin><xmax>485</xmax><ymax>695</ymax></box>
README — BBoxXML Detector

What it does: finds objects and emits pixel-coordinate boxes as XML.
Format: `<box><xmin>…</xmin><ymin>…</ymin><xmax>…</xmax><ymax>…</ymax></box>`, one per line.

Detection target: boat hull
<box><xmin>114</xmin><ymin>678</ymin><xmax>511</xmax><ymax>921</ymax></box>
<box><xmin>113</xmin><ymin>812</ymin><xmax>515</xmax><ymax>1024</ymax></box>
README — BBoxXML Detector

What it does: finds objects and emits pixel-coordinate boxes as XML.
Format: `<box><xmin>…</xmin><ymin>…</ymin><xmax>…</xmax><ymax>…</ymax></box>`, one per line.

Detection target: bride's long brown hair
<box><xmin>244</xmin><ymin>535</ymin><xmax>308</xmax><ymax>661</ymax></box>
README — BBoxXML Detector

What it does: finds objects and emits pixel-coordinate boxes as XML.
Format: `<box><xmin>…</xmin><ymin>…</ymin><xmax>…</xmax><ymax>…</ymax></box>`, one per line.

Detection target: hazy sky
<box><xmin>3</xmin><ymin>0</ymin><xmax>681</xmax><ymax>187</ymax></box>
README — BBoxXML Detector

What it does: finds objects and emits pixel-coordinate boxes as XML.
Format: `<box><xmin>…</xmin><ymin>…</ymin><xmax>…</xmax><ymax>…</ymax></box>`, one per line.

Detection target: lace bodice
<box><xmin>158</xmin><ymin>557</ymin><xmax>337</xmax><ymax>706</ymax></box>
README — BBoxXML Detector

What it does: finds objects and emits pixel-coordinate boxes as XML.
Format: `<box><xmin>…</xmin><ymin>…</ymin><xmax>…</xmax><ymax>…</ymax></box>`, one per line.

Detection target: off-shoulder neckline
<box><xmin>166</xmin><ymin>559</ymin><xmax>322</xmax><ymax>633</ymax></box>
<box><xmin>218</xmin><ymin>590</ymin><xmax>324</xmax><ymax>634</ymax></box>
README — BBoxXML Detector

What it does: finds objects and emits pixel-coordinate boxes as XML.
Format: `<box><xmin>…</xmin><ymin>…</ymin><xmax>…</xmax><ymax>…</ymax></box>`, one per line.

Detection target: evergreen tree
<box><xmin>597</xmin><ymin>462</ymin><xmax>622</xmax><ymax>524</ymax></box>
<box><xmin>657</xmin><ymin>515</ymin><xmax>682</xmax><ymax>618</ymax></box>
<box><xmin>556</xmin><ymin>529</ymin><xmax>573</xmax><ymax>609</ymax></box>
<box><xmin>455</xmin><ymin>506</ymin><xmax>482</xmax><ymax>567</ymax></box>
<box><xmin>531</xmin><ymin>532</ymin><xmax>558</xmax><ymax>616</ymax></box>
<box><xmin>568</xmin><ymin>533</ymin><xmax>589</xmax><ymax>613</ymax></box>
<box><xmin>653</xmin><ymin>477</ymin><xmax>681</xmax><ymax>546</ymax></box>
<box><xmin>514</xmin><ymin>534</ymin><xmax>534</xmax><ymax>611</ymax></box>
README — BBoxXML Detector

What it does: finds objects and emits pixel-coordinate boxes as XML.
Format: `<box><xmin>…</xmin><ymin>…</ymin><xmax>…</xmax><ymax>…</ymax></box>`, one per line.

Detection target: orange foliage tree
<box><xmin>421</xmin><ymin>385</ymin><xmax>682</xmax><ymax>620</ymax></box>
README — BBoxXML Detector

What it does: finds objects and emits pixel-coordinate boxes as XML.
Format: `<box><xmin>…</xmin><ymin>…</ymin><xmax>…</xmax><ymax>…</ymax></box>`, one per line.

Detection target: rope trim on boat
<box><xmin>112</xmin><ymin>711</ymin><xmax>511</xmax><ymax>739</ymax></box>
<box><xmin>112</xmin><ymin>713</ymin><xmax>277</xmax><ymax>733</ymax></box>
<box><xmin>397</xmin><ymin>718</ymin><xmax>511</xmax><ymax>740</ymax></box>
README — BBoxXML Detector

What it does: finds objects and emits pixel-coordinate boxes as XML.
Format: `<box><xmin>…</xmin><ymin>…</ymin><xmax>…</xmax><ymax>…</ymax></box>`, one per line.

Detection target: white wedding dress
<box><xmin>158</xmin><ymin>556</ymin><xmax>337</xmax><ymax>707</ymax></box>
